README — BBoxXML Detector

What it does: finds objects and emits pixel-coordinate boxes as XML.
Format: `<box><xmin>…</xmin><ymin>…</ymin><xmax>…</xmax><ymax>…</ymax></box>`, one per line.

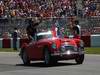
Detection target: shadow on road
<box><xmin>16</xmin><ymin>62</ymin><xmax>78</xmax><ymax>68</ymax></box>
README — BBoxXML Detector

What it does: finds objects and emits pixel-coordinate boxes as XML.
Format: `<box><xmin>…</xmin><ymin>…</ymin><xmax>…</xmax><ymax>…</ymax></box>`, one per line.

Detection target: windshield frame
<box><xmin>36</xmin><ymin>31</ymin><xmax>53</xmax><ymax>41</ymax></box>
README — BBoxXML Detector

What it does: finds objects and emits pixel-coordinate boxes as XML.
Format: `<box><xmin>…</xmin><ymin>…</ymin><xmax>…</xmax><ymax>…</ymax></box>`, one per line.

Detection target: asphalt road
<box><xmin>0</xmin><ymin>52</ymin><xmax>100</xmax><ymax>75</ymax></box>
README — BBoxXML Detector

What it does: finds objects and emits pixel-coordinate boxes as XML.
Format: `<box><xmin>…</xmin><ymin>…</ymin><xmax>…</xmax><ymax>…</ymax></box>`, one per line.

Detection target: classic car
<box><xmin>19</xmin><ymin>30</ymin><xmax>84</xmax><ymax>65</ymax></box>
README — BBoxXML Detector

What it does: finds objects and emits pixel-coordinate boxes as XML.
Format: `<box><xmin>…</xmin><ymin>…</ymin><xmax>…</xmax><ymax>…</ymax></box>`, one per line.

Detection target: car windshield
<box><xmin>36</xmin><ymin>31</ymin><xmax>52</xmax><ymax>40</ymax></box>
<box><xmin>65</xmin><ymin>46</ymin><xmax>74</xmax><ymax>50</ymax></box>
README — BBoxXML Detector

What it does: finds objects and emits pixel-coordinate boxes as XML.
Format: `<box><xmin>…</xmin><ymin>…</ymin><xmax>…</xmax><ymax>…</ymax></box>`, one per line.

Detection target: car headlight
<box><xmin>52</xmin><ymin>43</ymin><xmax>56</xmax><ymax>49</ymax></box>
<box><xmin>66</xmin><ymin>50</ymin><xmax>71</xmax><ymax>55</ymax></box>
<box><xmin>61</xmin><ymin>46</ymin><xmax>66</xmax><ymax>52</ymax></box>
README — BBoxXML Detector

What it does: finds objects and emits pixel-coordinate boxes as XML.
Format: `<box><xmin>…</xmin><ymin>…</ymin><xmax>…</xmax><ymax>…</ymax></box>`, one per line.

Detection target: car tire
<box><xmin>75</xmin><ymin>54</ymin><xmax>84</xmax><ymax>64</ymax></box>
<box><xmin>51</xmin><ymin>57</ymin><xmax>58</xmax><ymax>65</ymax></box>
<box><xmin>21</xmin><ymin>50</ymin><xmax>30</xmax><ymax>65</ymax></box>
<box><xmin>44</xmin><ymin>47</ymin><xmax>51</xmax><ymax>65</ymax></box>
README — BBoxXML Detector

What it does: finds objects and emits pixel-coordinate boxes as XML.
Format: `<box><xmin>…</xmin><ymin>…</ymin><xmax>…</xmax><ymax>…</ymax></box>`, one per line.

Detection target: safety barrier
<box><xmin>0</xmin><ymin>38</ymin><xmax>30</xmax><ymax>48</ymax></box>
<box><xmin>91</xmin><ymin>35</ymin><xmax>100</xmax><ymax>47</ymax></box>
<box><xmin>0</xmin><ymin>35</ymin><xmax>100</xmax><ymax>48</ymax></box>
<box><xmin>0</xmin><ymin>37</ymin><xmax>91</xmax><ymax>48</ymax></box>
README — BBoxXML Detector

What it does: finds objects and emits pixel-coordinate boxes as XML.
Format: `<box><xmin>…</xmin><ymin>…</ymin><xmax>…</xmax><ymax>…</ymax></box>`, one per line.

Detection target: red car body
<box><xmin>20</xmin><ymin>30</ymin><xmax>84</xmax><ymax>65</ymax></box>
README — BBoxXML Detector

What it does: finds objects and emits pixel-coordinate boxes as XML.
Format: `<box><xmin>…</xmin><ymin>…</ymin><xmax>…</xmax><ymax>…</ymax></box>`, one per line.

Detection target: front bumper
<box><xmin>51</xmin><ymin>50</ymin><xmax>84</xmax><ymax>60</ymax></box>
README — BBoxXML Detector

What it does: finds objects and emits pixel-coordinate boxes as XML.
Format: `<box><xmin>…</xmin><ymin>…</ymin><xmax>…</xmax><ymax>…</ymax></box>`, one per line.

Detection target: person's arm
<box><xmin>33</xmin><ymin>23</ymin><xmax>39</xmax><ymax>28</ymax></box>
<box><xmin>33</xmin><ymin>18</ymin><xmax>42</xmax><ymax>28</ymax></box>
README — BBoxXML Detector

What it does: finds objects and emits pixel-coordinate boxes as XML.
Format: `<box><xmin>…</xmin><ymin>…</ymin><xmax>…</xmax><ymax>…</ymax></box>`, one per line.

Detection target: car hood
<box><xmin>38</xmin><ymin>37</ymin><xmax>78</xmax><ymax>48</ymax></box>
<box><xmin>61</xmin><ymin>38</ymin><xmax>77</xmax><ymax>47</ymax></box>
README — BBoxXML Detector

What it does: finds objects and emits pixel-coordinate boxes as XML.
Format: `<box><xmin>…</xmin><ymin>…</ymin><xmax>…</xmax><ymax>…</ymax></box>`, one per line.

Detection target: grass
<box><xmin>0</xmin><ymin>48</ymin><xmax>18</xmax><ymax>52</ymax></box>
<box><xmin>0</xmin><ymin>47</ymin><xmax>100</xmax><ymax>54</ymax></box>
<box><xmin>85</xmin><ymin>47</ymin><xmax>100</xmax><ymax>54</ymax></box>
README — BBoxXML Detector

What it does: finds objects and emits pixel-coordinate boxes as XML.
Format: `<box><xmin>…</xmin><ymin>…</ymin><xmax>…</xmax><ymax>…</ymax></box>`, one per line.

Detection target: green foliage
<box><xmin>0</xmin><ymin>48</ymin><xmax>18</xmax><ymax>52</ymax></box>
<box><xmin>85</xmin><ymin>47</ymin><xmax>100</xmax><ymax>54</ymax></box>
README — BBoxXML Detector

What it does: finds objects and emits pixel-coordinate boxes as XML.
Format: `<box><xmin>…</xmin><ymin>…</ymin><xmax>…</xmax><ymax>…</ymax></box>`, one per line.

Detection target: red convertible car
<box><xmin>19</xmin><ymin>30</ymin><xmax>84</xmax><ymax>65</ymax></box>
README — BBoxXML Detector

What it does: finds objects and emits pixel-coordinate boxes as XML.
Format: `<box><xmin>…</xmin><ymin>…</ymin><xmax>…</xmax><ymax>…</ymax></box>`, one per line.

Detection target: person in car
<box><xmin>72</xmin><ymin>20</ymin><xmax>81</xmax><ymax>38</ymax></box>
<box><xmin>26</xmin><ymin>15</ymin><xmax>42</xmax><ymax>41</ymax></box>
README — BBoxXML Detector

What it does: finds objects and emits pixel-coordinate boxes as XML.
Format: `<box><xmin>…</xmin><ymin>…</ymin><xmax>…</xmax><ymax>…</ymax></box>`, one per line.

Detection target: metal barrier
<box><xmin>88</xmin><ymin>16</ymin><xmax>100</xmax><ymax>34</ymax></box>
<box><xmin>0</xmin><ymin>36</ymin><xmax>91</xmax><ymax>48</ymax></box>
<box><xmin>0</xmin><ymin>18</ymin><xmax>28</xmax><ymax>38</ymax></box>
<box><xmin>0</xmin><ymin>16</ymin><xmax>100</xmax><ymax>38</ymax></box>
<box><xmin>0</xmin><ymin>17</ymin><xmax>74</xmax><ymax>38</ymax></box>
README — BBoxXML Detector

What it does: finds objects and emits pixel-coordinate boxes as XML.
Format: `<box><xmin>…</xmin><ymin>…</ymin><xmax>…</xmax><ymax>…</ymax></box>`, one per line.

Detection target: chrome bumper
<box><xmin>51</xmin><ymin>50</ymin><xmax>84</xmax><ymax>56</ymax></box>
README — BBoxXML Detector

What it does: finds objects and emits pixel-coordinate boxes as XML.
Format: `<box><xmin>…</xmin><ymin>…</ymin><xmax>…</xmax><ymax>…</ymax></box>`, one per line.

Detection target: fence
<box><xmin>0</xmin><ymin>17</ymin><xmax>100</xmax><ymax>48</ymax></box>
<box><xmin>87</xmin><ymin>16</ymin><xmax>100</xmax><ymax>34</ymax></box>
<box><xmin>0</xmin><ymin>17</ymin><xmax>75</xmax><ymax>38</ymax></box>
<box><xmin>0</xmin><ymin>16</ymin><xmax>100</xmax><ymax>38</ymax></box>
<box><xmin>0</xmin><ymin>18</ymin><xmax>28</xmax><ymax>38</ymax></box>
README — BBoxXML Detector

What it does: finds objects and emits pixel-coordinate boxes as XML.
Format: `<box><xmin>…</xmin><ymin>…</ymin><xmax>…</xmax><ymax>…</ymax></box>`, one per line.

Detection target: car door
<box><xmin>35</xmin><ymin>40</ymin><xmax>44</xmax><ymax>59</ymax></box>
<box><xmin>27</xmin><ymin>40</ymin><xmax>37</xmax><ymax>59</ymax></box>
<box><xmin>28</xmin><ymin>37</ymin><xmax>44</xmax><ymax>60</ymax></box>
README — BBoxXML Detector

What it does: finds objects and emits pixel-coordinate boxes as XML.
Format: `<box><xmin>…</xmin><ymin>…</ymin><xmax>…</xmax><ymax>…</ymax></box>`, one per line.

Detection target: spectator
<box><xmin>12</xmin><ymin>27</ymin><xmax>18</xmax><ymax>50</ymax></box>
<box><xmin>0</xmin><ymin>1</ymin><xmax>4</xmax><ymax>18</ymax></box>
<box><xmin>0</xmin><ymin>0</ymin><xmax>78</xmax><ymax>18</ymax></box>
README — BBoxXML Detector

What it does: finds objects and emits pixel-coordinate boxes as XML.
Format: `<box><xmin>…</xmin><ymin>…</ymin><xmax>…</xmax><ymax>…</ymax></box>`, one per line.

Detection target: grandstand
<box><xmin>0</xmin><ymin>0</ymin><xmax>100</xmax><ymax>38</ymax></box>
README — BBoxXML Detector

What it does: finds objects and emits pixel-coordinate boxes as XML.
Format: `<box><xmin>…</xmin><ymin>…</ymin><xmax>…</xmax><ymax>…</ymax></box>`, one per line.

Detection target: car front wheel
<box><xmin>75</xmin><ymin>54</ymin><xmax>84</xmax><ymax>64</ymax></box>
<box><xmin>44</xmin><ymin>47</ymin><xmax>51</xmax><ymax>65</ymax></box>
<box><xmin>21</xmin><ymin>50</ymin><xmax>30</xmax><ymax>65</ymax></box>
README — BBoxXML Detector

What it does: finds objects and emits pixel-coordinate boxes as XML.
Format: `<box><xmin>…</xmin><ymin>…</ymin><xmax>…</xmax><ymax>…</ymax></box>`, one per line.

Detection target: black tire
<box><xmin>44</xmin><ymin>47</ymin><xmax>51</xmax><ymax>65</ymax></box>
<box><xmin>75</xmin><ymin>54</ymin><xmax>84</xmax><ymax>64</ymax></box>
<box><xmin>21</xmin><ymin>50</ymin><xmax>30</xmax><ymax>65</ymax></box>
<box><xmin>51</xmin><ymin>57</ymin><xmax>58</xmax><ymax>65</ymax></box>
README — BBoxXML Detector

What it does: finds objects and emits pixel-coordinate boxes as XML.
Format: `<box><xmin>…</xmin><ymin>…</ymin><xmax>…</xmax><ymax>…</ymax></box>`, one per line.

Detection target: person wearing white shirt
<box><xmin>72</xmin><ymin>20</ymin><xmax>81</xmax><ymax>37</ymax></box>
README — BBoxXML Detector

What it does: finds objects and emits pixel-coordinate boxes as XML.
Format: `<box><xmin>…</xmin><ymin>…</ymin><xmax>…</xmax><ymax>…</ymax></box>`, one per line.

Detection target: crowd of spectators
<box><xmin>83</xmin><ymin>0</ymin><xmax>100</xmax><ymax>17</ymax></box>
<box><xmin>0</xmin><ymin>0</ymin><xmax>78</xmax><ymax>19</ymax></box>
<box><xmin>0</xmin><ymin>0</ymin><xmax>99</xmax><ymax>19</ymax></box>
<box><xmin>79</xmin><ymin>0</ymin><xmax>100</xmax><ymax>36</ymax></box>
<box><xmin>0</xmin><ymin>0</ymin><xmax>100</xmax><ymax>38</ymax></box>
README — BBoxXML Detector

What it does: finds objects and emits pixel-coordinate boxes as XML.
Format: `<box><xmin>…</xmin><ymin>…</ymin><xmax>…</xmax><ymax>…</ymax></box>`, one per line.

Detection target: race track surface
<box><xmin>0</xmin><ymin>52</ymin><xmax>100</xmax><ymax>75</ymax></box>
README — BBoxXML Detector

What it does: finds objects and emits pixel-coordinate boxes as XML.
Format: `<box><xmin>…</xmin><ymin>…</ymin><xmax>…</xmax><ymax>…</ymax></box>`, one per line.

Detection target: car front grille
<box><xmin>60</xmin><ymin>45</ymin><xmax>76</xmax><ymax>53</ymax></box>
